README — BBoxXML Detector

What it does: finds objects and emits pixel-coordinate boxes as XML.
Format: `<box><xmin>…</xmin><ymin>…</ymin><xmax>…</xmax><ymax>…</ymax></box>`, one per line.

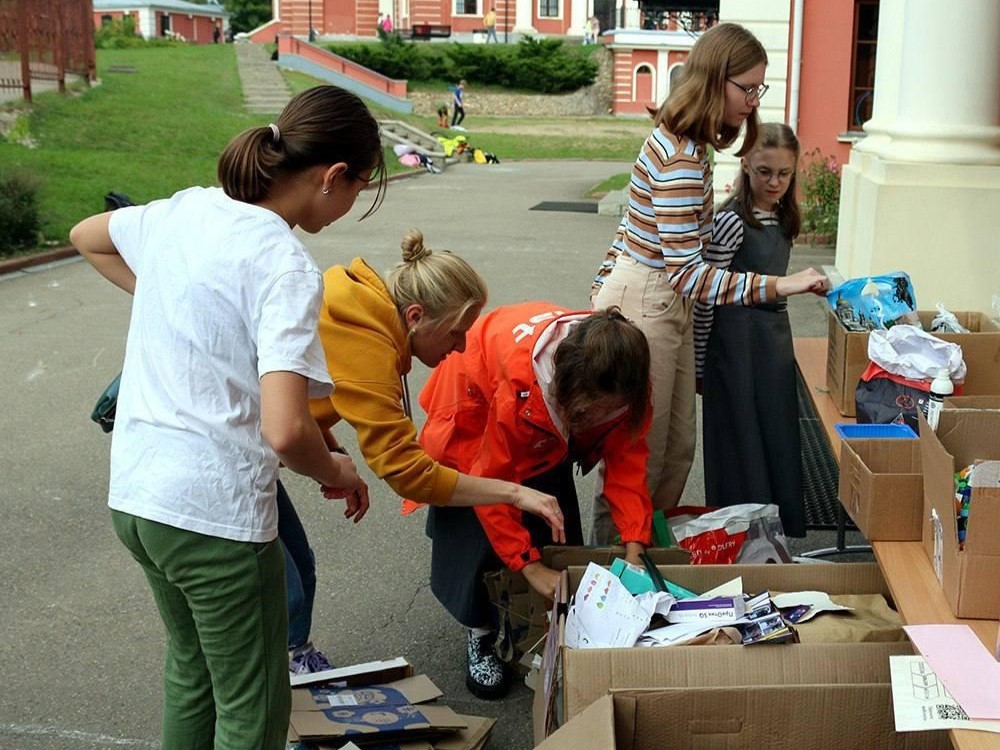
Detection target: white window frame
<box><xmin>537</xmin><ymin>0</ymin><xmax>562</xmax><ymax>20</ymax></box>
<box><xmin>632</xmin><ymin>63</ymin><xmax>655</xmax><ymax>102</ymax></box>
<box><xmin>453</xmin><ymin>0</ymin><xmax>482</xmax><ymax>16</ymax></box>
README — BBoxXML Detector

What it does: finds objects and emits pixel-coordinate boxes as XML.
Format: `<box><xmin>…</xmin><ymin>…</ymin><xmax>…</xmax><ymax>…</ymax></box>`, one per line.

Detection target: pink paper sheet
<box><xmin>904</xmin><ymin>624</ymin><xmax>1000</xmax><ymax>720</ymax></box>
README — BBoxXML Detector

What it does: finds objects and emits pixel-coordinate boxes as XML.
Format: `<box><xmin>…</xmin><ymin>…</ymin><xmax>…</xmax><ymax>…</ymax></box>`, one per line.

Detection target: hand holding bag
<box><xmin>90</xmin><ymin>372</ymin><xmax>121</xmax><ymax>433</ymax></box>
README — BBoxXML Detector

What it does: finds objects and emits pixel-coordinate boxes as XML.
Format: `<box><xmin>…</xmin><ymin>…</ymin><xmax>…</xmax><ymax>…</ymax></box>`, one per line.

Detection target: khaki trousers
<box><xmin>591</xmin><ymin>253</ymin><xmax>696</xmax><ymax>543</ymax></box>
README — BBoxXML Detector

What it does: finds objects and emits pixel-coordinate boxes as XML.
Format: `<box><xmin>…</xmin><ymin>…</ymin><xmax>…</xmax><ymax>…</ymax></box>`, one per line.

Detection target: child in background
<box><xmin>451</xmin><ymin>79</ymin><xmax>467</xmax><ymax>129</ymax></box>
<box><xmin>70</xmin><ymin>85</ymin><xmax>381</xmax><ymax>748</ymax></box>
<box><xmin>696</xmin><ymin>122</ymin><xmax>807</xmax><ymax>536</ymax></box>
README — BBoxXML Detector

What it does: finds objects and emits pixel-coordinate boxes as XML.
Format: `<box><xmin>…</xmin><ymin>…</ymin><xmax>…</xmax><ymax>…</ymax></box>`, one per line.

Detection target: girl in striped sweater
<box><xmin>590</xmin><ymin>24</ymin><xmax>827</xmax><ymax>542</ymax></box>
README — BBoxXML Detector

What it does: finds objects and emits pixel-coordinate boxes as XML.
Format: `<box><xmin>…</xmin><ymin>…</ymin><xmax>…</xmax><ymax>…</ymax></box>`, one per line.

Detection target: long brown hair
<box><xmin>217</xmin><ymin>85</ymin><xmax>386</xmax><ymax>218</ymax></box>
<box><xmin>654</xmin><ymin>23</ymin><xmax>767</xmax><ymax>156</ymax></box>
<box><xmin>552</xmin><ymin>308</ymin><xmax>650</xmax><ymax>436</ymax></box>
<box><xmin>722</xmin><ymin>122</ymin><xmax>801</xmax><ymax>239</ymax></box>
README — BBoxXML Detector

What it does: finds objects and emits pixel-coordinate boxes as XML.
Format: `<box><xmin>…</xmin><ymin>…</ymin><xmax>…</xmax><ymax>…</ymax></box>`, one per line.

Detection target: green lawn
<box><xmin>1</xmin><ymin>44</ymin><xmax>645</xmax><ymax>247</ymax></box>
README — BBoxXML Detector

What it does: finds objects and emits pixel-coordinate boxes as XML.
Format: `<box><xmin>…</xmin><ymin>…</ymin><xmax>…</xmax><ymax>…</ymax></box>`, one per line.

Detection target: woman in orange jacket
<box><xmin>280</xmin><ymin>231</ymin><xmax>566</xmax><ymax>676</ymax></box>
<box><xmin>417</xmin><ymin>302</ymin><xmax>653</xmax><ymax>698</ymax></box>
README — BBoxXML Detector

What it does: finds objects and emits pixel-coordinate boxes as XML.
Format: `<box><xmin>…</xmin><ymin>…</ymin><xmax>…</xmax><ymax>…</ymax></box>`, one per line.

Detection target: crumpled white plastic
<box><xmin>868</xmin><ymin>324</ymin><xmax>967</xmax><ymax>383</ymax></box>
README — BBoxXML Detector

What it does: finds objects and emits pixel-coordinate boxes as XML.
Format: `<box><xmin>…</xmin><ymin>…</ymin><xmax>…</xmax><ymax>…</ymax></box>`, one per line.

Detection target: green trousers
<box><xmin>112</xmin><ymin>510</ymin><xmax>290</xmax><ymax>750</ymax></box>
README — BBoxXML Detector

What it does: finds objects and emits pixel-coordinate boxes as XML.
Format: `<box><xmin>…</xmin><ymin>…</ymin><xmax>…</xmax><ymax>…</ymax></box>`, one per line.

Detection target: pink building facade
<box><xmin>93</xmin><ymin>0</ymin><xmax>228</xmax><ymax>44</ymax></box>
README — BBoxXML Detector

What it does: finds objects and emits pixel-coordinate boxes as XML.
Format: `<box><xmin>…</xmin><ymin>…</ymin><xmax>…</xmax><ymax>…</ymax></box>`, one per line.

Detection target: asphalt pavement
<box><xmin>0</xmin><ymin>160</ymin><xmax>841</xmax><ymax>750</ymax></box>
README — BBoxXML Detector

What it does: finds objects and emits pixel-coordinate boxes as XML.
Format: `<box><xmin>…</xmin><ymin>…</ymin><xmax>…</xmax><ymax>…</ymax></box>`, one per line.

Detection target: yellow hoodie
<box><xmin>309</xmin><ymin>258</ymin><xmax>458</xmax><ymax>505</ymax></box>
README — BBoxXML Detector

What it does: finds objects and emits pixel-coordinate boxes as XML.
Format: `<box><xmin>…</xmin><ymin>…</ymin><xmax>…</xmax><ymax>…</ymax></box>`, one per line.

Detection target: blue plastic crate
<box><xmin>835</xmin><ymin>423</ymin><xmax>918</xmax><ymax>440</ymax></box>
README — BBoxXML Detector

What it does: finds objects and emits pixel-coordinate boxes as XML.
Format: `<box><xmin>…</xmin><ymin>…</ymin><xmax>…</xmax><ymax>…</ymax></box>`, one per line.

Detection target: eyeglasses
<box><xmin>727</xmin><ymin>78</ymin><xmax>769</xmax><ymax>104</ymax></box>
<box><xmin>751</xmin><ymin>167</ymin><xmax>794</xmax><ymax>182</ymax></box>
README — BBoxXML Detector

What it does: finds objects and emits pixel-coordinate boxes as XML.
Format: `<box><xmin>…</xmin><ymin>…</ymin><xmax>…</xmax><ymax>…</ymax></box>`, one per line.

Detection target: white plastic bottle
<box><xmin>925</xmin><ymin>368</ymin><xmax>954</xmax><ymax>431</ymax></box>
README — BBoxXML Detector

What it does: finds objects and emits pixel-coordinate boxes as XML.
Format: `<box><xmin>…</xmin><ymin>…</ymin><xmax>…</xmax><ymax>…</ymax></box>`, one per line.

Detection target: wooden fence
<box><xmin>0</xmin><ymin>0</ymin><xmax>95</xmax><ymax>102</ymax></box>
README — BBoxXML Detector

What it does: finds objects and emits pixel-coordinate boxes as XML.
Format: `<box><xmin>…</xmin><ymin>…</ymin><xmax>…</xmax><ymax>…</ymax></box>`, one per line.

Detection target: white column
<box><xmin>869</xmin><ymin>0</ymin><xmax>1000</xmax><ymax>164</ymax></box>
<box><xmin>513</xmin><ymin>0</ymin><xmax>536</xmax><ymax>34</ymax></box>
<box><xmin>835</xmin><ymin>0</ymin><xmax>1000</xmax><ymax>311</ymax></box>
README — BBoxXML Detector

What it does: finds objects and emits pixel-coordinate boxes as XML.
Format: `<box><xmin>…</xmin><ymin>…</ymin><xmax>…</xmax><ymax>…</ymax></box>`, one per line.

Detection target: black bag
<box><xmin>855</xmin><ymin>377</ymin><xmax>928</xmax><ymax>432</ymax></box>
<box><xmin>91</xmin><ymin>372</ymin><xmax>121</xmax><ymax>433</ymax></box>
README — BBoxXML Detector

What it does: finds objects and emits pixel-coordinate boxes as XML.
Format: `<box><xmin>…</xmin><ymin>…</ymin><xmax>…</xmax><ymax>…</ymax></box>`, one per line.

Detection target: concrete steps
<box><xmin>235</xmin><ymin>42</ymin><xmax>292</xmax><ymax>114</ymax></box>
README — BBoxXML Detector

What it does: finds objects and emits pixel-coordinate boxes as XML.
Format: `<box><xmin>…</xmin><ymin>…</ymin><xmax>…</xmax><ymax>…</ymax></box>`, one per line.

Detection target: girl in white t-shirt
<box><xmin>70</xmin><ymin>85</ymin><xmax>383</xmax><ymax>750</ymax></box>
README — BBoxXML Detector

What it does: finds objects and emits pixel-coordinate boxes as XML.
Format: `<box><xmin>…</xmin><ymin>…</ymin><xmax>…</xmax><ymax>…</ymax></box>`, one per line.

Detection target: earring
<box><xmin>322</xmin><ymin>187</ymin><xmax>330</xmax><ymax>195</ymax></box>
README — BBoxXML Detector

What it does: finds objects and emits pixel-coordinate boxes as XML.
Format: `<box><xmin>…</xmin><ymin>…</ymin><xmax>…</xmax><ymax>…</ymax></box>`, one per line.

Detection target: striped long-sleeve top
<box><xmin>693</xmin><ymin>208</ymin><xmax>782</xmax><ymax>378</ymax></box>
<box><xmin>592</xmin><ymin>126</ymin><xmax>778</xmax><ymax>306</ymax></box>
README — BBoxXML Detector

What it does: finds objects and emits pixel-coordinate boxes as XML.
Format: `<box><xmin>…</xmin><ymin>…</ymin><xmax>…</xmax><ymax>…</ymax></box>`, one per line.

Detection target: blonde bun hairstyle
<box><xmin>387</xmin><ymin>229</ymin><xmax>488</xmax><ymax>333</ymax></box>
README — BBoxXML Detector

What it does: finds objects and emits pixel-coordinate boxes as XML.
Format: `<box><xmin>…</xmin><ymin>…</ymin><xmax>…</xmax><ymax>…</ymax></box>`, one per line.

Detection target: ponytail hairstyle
<box><xmin>386</xmin><ymin>230</ymin><xmax>488</xmax><ymax>334</ymax></box>
<box><xmin>722</xmin><ymin>122</ymin><xmax>801</xmax><ymax>240</ymax></box>
<box><xmin>551</xmin><ymin>307</ymin><xmax>650</xmax><ymax>436</ymax></box>
<box><xmin>654</xmin><ymin>23</ymin><xmax>767</xmax><ymax>156</ymax></box>
<box><xmin>217</xmin><ymin>85</ymin><xmax>387</xmax><ymax>218</ymax></box>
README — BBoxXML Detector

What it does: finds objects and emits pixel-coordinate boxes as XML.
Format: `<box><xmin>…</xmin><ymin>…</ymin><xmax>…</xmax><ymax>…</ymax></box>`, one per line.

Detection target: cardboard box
<box><xmin>919</xmin><ymin>409</ymin><xmax>1000</xmax><ymax>618</ymax></box>
<box><xmin>944</xmin><ymin>395</ymin><xmax>1000</xmax><ymax>410</ymax></box>
<box><xmin>290</xmin><ymin>702</ymin><xmax>467</xmax><ymax>745</ymax></box>
<box><xmin>291</xmin><ymin>675</ymin><xmax>442</xmax><ymax>712</ymax></box>
<box><xmin>535</xmin><ymin>561</ymin><xmax>911</xmax><ymax>742</ymax></box>
<box><xmin>535</xmin><ymin>689</ymin><xmax>948</xmax><ymax>750</ymax></box>
<box><xmin>826</xmin><ymin>309</ymin><xmax>1000</xmax><ymax>417</ymax></box>
<box><xmin>839</xmin><ymin>439</ymin><xmax>923</xmax><ymax>540</ymax></box>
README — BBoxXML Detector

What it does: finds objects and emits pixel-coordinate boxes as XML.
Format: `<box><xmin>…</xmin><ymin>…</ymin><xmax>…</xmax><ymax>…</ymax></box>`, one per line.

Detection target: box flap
<box><xmin>543</xmin><ymin>546</ymin><xmax>689</xmax><ymax>570</ymax></box>
<box><xmin>560</xmin><ymin>642</ymin><xmax>914</xmax><ymax>718</ymax></box>
<box><xmin>290</xmin><ymin>704</ymin><xmax>466</xmax><ymax>742</ymax></box>
<box><xmin>433</xmin><ymin>714</ymin><xmax>495</xmax><ymax>750</ymax></box>
<box><xmin>291</xmin><ymin>674</ymin><xmax>442</xmax><ymax>712</ymax></box>
<box><xmin>608</xmin><ymin>685</ymin><xmax>948</xmax><ymax>750</ymax></box>
<box><xmin>566</xmin><ymin>561</ymin><xmax>888</xmax><ymax>597</ymax></box>
<box><xmin>534</xmin><ymin>694</ymin><xmax>617</xmax><ymax>749</ymax></box>
<box><xmin>289</xmin><ymin>657</ymin><xmax>412</xmax><ymax>688</ymax></box>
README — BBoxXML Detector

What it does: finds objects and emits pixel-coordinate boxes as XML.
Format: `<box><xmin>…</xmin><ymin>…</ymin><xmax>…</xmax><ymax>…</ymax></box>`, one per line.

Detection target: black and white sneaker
<box><xmin>465</xmin><ymin>630</ymin><xmax>510</xmax><ymax>700</ymax></box>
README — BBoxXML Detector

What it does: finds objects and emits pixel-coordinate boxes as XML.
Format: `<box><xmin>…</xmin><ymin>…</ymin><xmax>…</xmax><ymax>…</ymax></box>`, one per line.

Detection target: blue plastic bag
<box><xmin>827</xmin><ymin>271</ymin><xmax>919</xmax><ymax>331</ymax></box>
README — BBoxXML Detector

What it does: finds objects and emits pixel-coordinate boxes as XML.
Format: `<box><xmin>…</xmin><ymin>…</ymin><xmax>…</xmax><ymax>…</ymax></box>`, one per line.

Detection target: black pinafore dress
<box><xmin>701</xmin><ymin>216</ymin><xmax>805</xmax><ymax>537</ymax></box>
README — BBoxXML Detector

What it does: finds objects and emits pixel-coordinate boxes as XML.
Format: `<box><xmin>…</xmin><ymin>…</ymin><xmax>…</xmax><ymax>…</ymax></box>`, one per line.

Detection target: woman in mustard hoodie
<box><xmin>281</xmin><ymin>229</ymin><xmax>565</xmax><ymax>690</ymax></box>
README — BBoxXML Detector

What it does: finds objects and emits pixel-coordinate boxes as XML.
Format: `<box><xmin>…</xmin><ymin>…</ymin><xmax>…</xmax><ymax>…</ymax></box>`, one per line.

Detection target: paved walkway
<box><xmin>234</xmin><ymin>41</ymin><xmax>292</xmax><ymax>114</ymax></box>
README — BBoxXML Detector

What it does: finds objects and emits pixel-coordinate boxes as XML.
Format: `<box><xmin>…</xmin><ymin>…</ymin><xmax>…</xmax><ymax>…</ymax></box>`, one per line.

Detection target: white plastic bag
<box><xmin>930</xmin><ymin>303</ymin><xmax>969</xmax><ymax>334</ymax></box>
<box><xmin>867</xmin><ymin>325</ymin><xmax>966</xmax><ymax>383</ymax></box>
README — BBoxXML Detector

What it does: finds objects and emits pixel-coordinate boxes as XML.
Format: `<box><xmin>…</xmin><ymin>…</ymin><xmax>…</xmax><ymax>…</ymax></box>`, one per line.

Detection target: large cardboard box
<box><xmin>535</xmin><ymin>561</ymin><xmax>912</xmax><ymax>743</ymax></box>
<box><xmin>535</xmin><ymin>689</ymin><xmax>948</xmax><ymax>750</ymax></box>
<box><xmin>919</xmin><ymin>409</ymin><xmax>1000</xmax><ymax>619</ymax></box>
<box><xmin>825</xmin><ymin>309</ymin><xmax>1000</xmax><ymax>417</ymax></box>
<box><xmin>839</xmin><ymin>439</ymin><xmax>923</xmax><ymax>540</ymax></box>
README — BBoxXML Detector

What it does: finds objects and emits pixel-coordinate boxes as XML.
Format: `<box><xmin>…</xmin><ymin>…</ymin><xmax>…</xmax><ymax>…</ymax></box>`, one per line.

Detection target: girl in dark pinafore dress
<box><xmin>695</xmin><ymin>123</ymin><xmax>808</xmax><ymax>537</ymax></box>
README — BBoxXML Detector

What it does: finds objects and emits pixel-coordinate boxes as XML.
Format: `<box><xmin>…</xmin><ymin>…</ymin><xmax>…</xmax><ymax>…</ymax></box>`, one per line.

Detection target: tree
<box><xmin>222</xmin><ymin>0</ymin><xmax>273</xmax><ymax>33</ymax></box>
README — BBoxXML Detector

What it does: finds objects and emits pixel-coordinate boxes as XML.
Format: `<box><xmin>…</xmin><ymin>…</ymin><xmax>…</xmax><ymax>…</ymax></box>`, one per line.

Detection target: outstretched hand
<box><xmin>512</xmin><ymin>487</ymin><xmax>566</xmax><ymax>544</ymax></box>
<box><xmin>320</xmin><ymin>452</ymin><xmax>370</xmax><ymax>523</ymax></box>
<box><xmin>775</xmin><ymin>267</ymin><xmax>829</xmax><ymax>297</ymax></box>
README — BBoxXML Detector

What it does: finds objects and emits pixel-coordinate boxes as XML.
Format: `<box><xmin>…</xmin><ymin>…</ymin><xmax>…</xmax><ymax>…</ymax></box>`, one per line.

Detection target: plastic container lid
<box><xmin>834</xmin><ymin>423</ymin><xmax>918</xmax><ymax>440</ymax></box>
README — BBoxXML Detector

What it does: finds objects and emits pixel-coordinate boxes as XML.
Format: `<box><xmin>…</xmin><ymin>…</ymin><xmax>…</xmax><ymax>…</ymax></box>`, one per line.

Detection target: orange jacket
<box><xmin>417</xmin><ymin>302</ymin><xmax>653</xmax><ymax>571</ymax></box>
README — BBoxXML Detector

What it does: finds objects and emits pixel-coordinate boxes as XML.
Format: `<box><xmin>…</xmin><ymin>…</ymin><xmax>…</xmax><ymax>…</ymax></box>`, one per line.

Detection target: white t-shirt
<box><xmin>107</xmin><ymin>187</ymin><xmax>333</xmax><ymax>542</ymax></box>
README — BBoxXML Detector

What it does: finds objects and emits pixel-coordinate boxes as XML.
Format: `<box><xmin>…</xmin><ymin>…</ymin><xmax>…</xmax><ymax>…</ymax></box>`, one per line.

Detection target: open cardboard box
<box><xmin>839</xmin><ymin>439</ymin><xmax>923</xmax><ymax>541</ymax></box>
<box><xmin>825</xmin><ymin>309</ymin><xmax>1000</xmax><ymax>417</ymax></box>
<box><xmin>534</xmin><ymin>562</ymin><xmax>915</xmax><ymax>744</ymax></box>
<box><xmin>534</xmin><ymin>688</ymin><xmax>948</xmax><ymax>750</ymax></box>
<box><xmin>919</xmin><ymin>408</ymin><xmax>1000</xmax><ymax>619</ymax></box>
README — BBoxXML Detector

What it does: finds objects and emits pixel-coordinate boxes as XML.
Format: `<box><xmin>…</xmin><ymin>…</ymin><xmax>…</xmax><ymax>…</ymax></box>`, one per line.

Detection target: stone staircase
<box><xmin>235</xmin><ymin>42</ymin><xmax>292</xmax><ymax>115</ymax></box>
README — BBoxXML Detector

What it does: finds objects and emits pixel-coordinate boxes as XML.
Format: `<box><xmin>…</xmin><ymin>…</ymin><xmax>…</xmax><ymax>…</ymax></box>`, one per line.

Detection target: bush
<box><xmin>95</xmin><ymin>16</ymin><xmax>176</xmax><ymax>48</ymax></box>
<box><xmin>326</xmin><ymin>36</ymin><xmax>597</xmax><ymax>93</ymax></box>
<box><xmin>0</xmin><ymin>172</ymin><xmax>42</xmax><ymax>257</ymax></box>
<box><xmin>800</xmin><ymin>149</ymin><xmax>841</xmax><ymax>244</ymax></box>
